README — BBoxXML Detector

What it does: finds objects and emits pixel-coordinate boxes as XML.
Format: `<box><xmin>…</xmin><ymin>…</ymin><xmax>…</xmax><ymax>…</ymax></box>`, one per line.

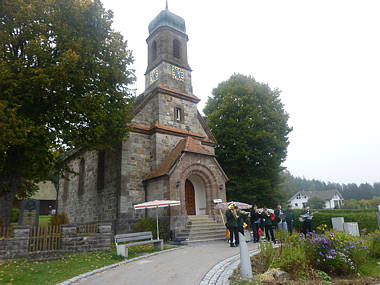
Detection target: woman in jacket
<box><xmin>226</xmin><ymin>205</ymin><xmax>239</xmax><ymax>247</ymax></box>
<box><xmin>262</xmin><ymin>207</ymin><xmax>276</xmax><ymax>243</ymax></box>
<box><xmin>250</xmin><ymin>205</ymin><xmax>261</xmax><ymax>243</ymax></box>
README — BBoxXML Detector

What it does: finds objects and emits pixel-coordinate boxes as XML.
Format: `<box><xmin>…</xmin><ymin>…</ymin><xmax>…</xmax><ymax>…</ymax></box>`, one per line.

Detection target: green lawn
<box><xmin>0</xmin><ymin>244</ymin><xmax>174</xmax><ymax>285</ymax></box>
<box><xmin>38</xmin><ymin>216</ymin><xmax>51</xmax><ymax>226</ymax></box>
<box><xmin>10</xmin><ymin>215</ymin><xmax>51</xmax><ymax>227</ymax></box>
<box><xmin>359</xmin><ymin>258</ymin><xmax>380</xmax><ymax>276</ymax></box>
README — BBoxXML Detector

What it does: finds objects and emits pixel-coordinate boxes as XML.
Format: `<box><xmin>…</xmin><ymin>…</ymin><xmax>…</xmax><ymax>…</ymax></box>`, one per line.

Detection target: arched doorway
<box><xmin>185</xmin><ymin>176</ymin><xmax>207</xmax><ymax>215</ymax></box>
<box><xmin>185</xmin><ymin>180</ymin><xmax>195</xmax><ymax>215</ymax></box>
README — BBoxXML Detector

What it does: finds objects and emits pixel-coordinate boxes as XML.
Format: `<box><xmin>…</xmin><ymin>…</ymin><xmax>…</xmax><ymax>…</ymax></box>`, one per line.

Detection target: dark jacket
<box><xmin>250</xmin><ymin>209</ymin><xmax>261</xmax><ymax>226</ymax></box>
<box><xmin>274</xmin><ymin>208</ymin><xmax>284</xmax><ymax>223</ymax></box>
<box><xmin>300</xmin><ymin>210</ymin><xmax>313</xmax><ymax>222</ymax></box>
<box><xmin>261</xmin><ymin>212</ymin><xmax>273</xmax><ymax>226</ymax></box>
<box><xmin>285</xmin><ymin>209</ymin><xmax>295</xmax><ymax>223</ymax></box>
<box><xmin>226</xmin><ymin>209</ymin><xmax>238</xmax><ymax>227</ymax></box>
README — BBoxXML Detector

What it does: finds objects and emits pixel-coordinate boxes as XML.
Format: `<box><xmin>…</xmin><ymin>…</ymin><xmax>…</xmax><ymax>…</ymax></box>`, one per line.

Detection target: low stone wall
<box><xmin>0</xmin><ymin>226</ymin><xmax>30</xmax><ymax>259</ymax></box>
<box><xmin>61</xmin><ymin>223</ymin><xmax>112</xmax><ymax>252</ymax></box>
<box><xmin>0</xmin><ymin>223</ymin><xmax>112</xmax><ymax>260</ymax></box>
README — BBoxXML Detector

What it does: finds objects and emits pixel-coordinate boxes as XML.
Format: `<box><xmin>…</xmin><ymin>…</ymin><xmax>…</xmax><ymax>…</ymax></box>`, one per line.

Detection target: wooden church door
<box><xmin>185</xmin><ymin>180</ymin><xmax>196</xmax><ymax>215</ymax></box>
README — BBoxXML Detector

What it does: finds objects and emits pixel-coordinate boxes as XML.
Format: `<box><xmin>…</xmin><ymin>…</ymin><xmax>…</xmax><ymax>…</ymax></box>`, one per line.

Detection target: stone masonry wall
<box><xmin>58</xmin><ymin>150</ymin><xmax>98</xmax><ymax>223</ymax></box>
<box><xmin>132</xmin><ymin>94</ymin><xmax>158</xmax><ymax>127</ymax></box>
<box><xmin>153</xmin><ymin>133</ymin><xmax>182</xmax><ymax>172</ymax></box>
<box><xmin>158</xmin><ymin>93</ymin><xmax>206</xmax><ymax>136</ymax></box>
<box><xmin>0</xmin><ymin>224</ymin><xmax>112</xmax><ymax>260</ymax></box>
<box><xmin>168</xmin><ymin>153</ymin><xmax>227</xmax><ymax>219</ymax></box>
<box><xmin>57</xmin><ymin>148</ymin><xmax>119</xmax><ymax>225</ymax></box>
<box><xmin>97</xmin><ymin>147</ymin><xmax>121</xmax><ymax>223</ymax></box>
<box><xmin>118</xmin><ymin>132</ymin><xmax>153</xmax><ymax>233</ymax></box>
<box><xmin>145</xmin><ymin>61</ymin><xmax>193</xmax><ymax>95</ymax></box>
<box><xmin>0</xmin><ymin>226</ymin><xmax>29</xmax><ymax>259</ymax></box>
<box><xmin>61</xmin><ymin>223</ymin><xmax>112</xmax><ymax>253</ymax></box>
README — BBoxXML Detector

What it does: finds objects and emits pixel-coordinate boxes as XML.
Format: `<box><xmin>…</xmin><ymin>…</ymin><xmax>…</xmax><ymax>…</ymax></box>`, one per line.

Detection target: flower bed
<box><xmin>230</xmin><ymin>227</ymin><xmax>380</xmax><ymax>284</ymax></box>
<box><xmin>304</xmin><ymin>231</ymin><xmax>369</xmax><ymax>275</ymax></box>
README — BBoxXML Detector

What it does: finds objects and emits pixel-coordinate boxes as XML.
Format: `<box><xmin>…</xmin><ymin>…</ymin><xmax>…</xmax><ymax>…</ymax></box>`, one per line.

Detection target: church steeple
<box><xmin>145</xmin><ymin>7</ymin><xmax>192</xmax><ymax>94</ymax></box>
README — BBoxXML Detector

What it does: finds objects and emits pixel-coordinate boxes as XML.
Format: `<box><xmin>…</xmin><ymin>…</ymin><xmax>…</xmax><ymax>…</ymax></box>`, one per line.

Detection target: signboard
<box><xmin>18</xmin><ymin>199</ymin><xmax>40</xmax><ymax>228</ymax></box>
<box><xmin>213</xmin><ymin>199</ymin><xmax>222</xmax><ymax>203</ymax></box>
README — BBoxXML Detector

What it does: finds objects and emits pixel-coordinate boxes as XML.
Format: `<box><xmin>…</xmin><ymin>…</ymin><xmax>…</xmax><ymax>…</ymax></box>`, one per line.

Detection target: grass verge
<box><xmin>359</xmin><ymin>257</ymin><xmax>380</xmax><ymax>276</ymax></box>
<box><xmin>0</xmin><ymin>244</ymin><xmax>174</xmax><ymax>285</ymax></box>
<box><xmin>38</xmin><ymin>216</ymin><xmax>51</xmax><ymax>226</ymax></box>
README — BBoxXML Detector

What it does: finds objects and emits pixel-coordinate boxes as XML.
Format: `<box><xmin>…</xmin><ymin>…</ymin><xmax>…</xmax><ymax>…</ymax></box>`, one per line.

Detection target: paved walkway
<box><xmin>74</xmin><ymin>241</ymin><xmax>260</xmax><ymax>285</ymax></box>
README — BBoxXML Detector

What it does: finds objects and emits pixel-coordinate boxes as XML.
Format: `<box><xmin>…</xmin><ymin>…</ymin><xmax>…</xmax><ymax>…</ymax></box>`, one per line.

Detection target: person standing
<box><xmin>262</xmin><ymin>208</ymin><xmax>276</xmax><ymax>243</ymax></box>
<box><xmin>300</xmin><ymin>206</ymin><xmax>313</xmax><ymax>237</ymax></box>
<box><xmin>250</xmin><ymin>205</ymin><xmax>261</xmax><ymax>243</ymax></box>
<box><xmin>285</xmin><ymin>204</ymin><xmax>295</xmax><ymax>235</ymax></box>
<box><xmin>236</xmin><ymin>206</ymin><xmax>249</xmax><ymax>237</ymax></box>
<box><xmin>226</xmin><ymin>205</ymin><xmax>239</xmax><ymax>247</ymax></box>
<box><xmin>274</xmin><ymin>203</ymin><xmax>288</xmax><ymax>232</ymax></box>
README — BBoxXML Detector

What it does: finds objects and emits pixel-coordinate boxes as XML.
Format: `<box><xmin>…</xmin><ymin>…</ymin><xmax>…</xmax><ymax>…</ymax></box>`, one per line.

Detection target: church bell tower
<box><xmin>145</xmin><ymin>5</ymin><xmax>193</xmax><ymax>95</ymax></box>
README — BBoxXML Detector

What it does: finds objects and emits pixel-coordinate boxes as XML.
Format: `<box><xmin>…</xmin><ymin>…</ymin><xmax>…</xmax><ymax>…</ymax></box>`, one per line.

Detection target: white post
<box><xmin>238</xmin><ymin>232</ymin><xmax>253</xmax><ymax>280</ymax></box>
<box><xmin>156</xmin><ymin>207</ymin><xmax>160</xmax><ymax>240</ymax></box>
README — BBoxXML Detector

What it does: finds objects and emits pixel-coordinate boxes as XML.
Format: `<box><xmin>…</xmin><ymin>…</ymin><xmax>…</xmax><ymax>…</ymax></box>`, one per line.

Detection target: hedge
<box><xmin>292</xmin><ymin>209</ymin><xmax>378</xmax><ymax>233</ymax></box>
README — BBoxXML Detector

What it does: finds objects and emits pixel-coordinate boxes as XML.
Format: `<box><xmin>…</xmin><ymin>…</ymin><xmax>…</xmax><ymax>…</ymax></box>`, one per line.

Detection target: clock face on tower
<box><xmin>171</xmin><ymin>65</ymin><xmax>184</xmax><ymax>81</ymax></box>
<box><xmin>150</xmin><ymin>68</ymin><xmax>159</xmax><ymax>84</ymax></box>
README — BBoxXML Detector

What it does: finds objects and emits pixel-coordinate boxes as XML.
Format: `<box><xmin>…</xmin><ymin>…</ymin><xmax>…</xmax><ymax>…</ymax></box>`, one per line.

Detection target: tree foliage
<box><xmin>308</xmin><ymin>196</ymin><xmax>325</xmax><ymax>209</ymax></box>
<box><xmin>204</xmin><ymin>74</ymin><xmax>292</xmax><ymax>207</ymax></box>
<box><xmin>0</xmin><ymin>0</ymin><xmax>135</xmax><ymax>224</ymax></box>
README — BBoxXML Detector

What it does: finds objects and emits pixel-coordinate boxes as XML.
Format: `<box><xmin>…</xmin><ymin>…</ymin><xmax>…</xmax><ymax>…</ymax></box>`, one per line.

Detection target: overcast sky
<box><xmin>102</xmin><ymin>0</ymin><xmax>380</xmax><ymax>185</ymax></box>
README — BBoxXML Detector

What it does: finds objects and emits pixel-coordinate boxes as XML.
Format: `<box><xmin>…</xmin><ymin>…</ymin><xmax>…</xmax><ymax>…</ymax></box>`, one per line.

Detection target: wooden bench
<box><xmin>115</xmin><ymin>231</ymin><xmax>163</xmax><ymax>257</ymax></box>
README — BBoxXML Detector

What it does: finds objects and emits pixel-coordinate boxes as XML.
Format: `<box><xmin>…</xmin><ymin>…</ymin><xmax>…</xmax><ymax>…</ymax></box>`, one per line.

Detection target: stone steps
<box><xmin>181</xmin><ymin>227</ymin><xmax>226</xmax><ymax>234</ymax></box>
<box><xmin>178</xmin><ymin>215</ymin><xmax>227</xmax><ymax>242</ymax></box>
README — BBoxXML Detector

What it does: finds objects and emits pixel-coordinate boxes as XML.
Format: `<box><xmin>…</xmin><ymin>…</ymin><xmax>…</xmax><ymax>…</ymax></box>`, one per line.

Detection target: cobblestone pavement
<box><xmin>59</xmin><ymin>241</ymin><xmax>260</xmax><ymax>285</ymax></box>
<box><xmin>199</xmin><ymin>247</ymin><xmax>261</xmax><ymax>285</ymax></box>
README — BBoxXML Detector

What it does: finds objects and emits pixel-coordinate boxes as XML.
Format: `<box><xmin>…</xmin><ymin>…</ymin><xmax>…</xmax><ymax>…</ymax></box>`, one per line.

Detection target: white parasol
<box><xmin>134</xmin><ymin>200</ymin><xmax>180</xmax><ymax>240</ymax></box>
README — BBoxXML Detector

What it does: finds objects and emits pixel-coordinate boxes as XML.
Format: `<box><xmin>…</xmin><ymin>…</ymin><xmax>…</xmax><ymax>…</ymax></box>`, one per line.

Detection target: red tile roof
<box><xmin>144</xmin><ymin>136</ymin><xmax>213</xmax><ymax>181</ymax></box>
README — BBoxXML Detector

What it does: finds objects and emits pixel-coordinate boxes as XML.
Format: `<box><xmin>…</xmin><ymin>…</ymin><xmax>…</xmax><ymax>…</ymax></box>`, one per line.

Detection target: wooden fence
<box><xmin>0</xmin><ymin>226</ymin><xmax>13</xmax><ymax>238</ymax></box>
<box><xmin>77</xmin><ymin>223</ymin><xmax>98</xmax><ymax>234</ymax></box>
<box><xmin>29</xmin><ymin>225</ymin><xmax>61</xmax><ymax>252</ymax></box>
<box><xmin>1</xmin><ymin>222</ymin><xmax>99</xmax><ymax>252</ymax></box>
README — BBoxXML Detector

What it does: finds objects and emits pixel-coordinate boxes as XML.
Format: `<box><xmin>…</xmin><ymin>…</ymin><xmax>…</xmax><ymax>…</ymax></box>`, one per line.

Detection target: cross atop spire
<box><xmin>166</xmin><ymin>0</ymin><xmax>168</xmax><ymax>10</ymax></box>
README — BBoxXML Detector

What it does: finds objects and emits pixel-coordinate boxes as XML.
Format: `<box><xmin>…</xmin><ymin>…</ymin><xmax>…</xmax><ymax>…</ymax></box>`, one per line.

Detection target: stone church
<box><xmin>58</xmin><ymin>7</ymin><xmax>228</xmax><ymax>233</ymax></box>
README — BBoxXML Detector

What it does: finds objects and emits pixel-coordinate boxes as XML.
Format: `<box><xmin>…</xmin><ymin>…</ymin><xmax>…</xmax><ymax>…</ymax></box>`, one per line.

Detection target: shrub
<box><xmin>368</xmin><ymin>231</ymin><xmax>380</xmax><ymax>258</ymax></box>
<box><xmin>134</xmin><ymin>216</ymin><xmax>170</xmax><ymax>241</ymax></box>
<box><xmin>259</xmin><ymin>241</ymin><xmax>275</xmax><ymax>270</ymax></box>
<box><xmin>11</xmin><ymin>208</ymin><xmax>20</xmax><ymax>223</ymax></box>
<box><xmin>273</xmin><ymin>243</ymin><xmax>308</xmax><ymax>278</ymax></box>
<box><xmin>292</xmin><ymin>209</ymin><xmax>378</xmax><ymax>233</ymax></box>
<box><xmin>49</xmin><ymin>212</ymin><xmax>69</xmax><ymax>226</ymax></box>
<box><xmin>134</xmin><ymin>217</ymin><xmax>156</xmax><ymax>233</ymax></box>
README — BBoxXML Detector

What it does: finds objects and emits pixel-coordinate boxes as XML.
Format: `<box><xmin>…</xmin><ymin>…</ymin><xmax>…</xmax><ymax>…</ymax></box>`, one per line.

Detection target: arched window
<box><xmin>78</xmin><ymin>158</ymin><xmax>85</xmax><ymax>196</ymax></box>
<box><xmin>152</xmin><ymin>41</ymin><xmax>157</xmax><ymax>61</ymax></box>
<box><xmin>173</xmin><ymin>39</ymin><xmax>180</xmax><ymax>59</ymax></box>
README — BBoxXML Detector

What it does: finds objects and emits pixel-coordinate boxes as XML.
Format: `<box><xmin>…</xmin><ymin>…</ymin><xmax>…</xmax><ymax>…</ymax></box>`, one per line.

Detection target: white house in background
<box><xmin>288</xmin><ymin>189</ymin><xmax>344</xmax><ymax>209</ymax></box>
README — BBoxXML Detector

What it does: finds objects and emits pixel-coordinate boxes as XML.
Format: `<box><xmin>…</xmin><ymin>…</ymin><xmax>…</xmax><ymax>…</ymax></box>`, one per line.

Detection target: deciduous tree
<box><xmin>308</xmin><ymin>196</ymin><xmax>325</xmax><ymax>209</ymax></box>
<box><xmin>204</xmin><ymin>74</ymin><xmax>292</xmax><ymax>206</ymax></box>
<box><xmin>0</xmin><ymin>0</ymin><xmax>135</xmax><ymax>225</ymax></box>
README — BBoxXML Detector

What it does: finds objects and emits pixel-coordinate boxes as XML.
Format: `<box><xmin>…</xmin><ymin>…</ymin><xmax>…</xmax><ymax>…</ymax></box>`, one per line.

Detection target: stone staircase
<box><xmin>176</xmin><ymin>215</ymin><xmax>227</xmax><ymax>243</ymax></box>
